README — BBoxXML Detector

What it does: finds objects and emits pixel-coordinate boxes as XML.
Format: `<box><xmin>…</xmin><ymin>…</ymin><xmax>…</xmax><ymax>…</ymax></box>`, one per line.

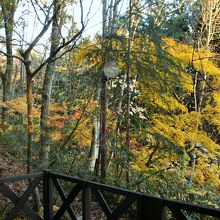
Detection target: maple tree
<box><xmin>132</xmin><ymin>35</ymin><xmax>220</xmax><ymax>201</ymax></box>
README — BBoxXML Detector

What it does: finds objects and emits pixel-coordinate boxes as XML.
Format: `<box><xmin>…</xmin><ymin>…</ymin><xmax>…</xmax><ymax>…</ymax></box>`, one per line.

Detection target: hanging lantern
<box><xmin>103</xmin><ymin>61</ymin><xmax>120</xmax><ymax>79</ymax></box>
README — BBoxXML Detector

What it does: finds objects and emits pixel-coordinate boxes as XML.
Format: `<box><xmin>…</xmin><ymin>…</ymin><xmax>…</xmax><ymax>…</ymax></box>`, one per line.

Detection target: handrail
<box><xmin>164</xmin><ymin>197</ymin><xmax>220</xmax><ymax>217</ymax></box>
<box><xmin>0</xmin><ymin>170</ymin><xmax>219</xmax><ymax>220</ymax></box>
<box><xmin>0</xmin><ymin>172</ymin><xmax>44</xmax><ymax>220</ymax></box>
<box><xmin>46</xmin><ymin>170</ymin><xmax>220</xmax><ymax>220</ymax></box>
<box><xmin>48</xmin><ymin>171</ymin><xmax>143</xmax><ymax>197</ymax></box>
<box><xmin>0</xmin><ymin>172</ymin><xmax>43</xmax><ymax>184</ymax></box>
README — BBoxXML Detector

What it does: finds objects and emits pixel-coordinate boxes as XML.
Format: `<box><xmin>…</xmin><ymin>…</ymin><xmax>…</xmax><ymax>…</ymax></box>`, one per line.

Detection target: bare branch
<box><xmin>23</xmin><ymin>18</ymin><xmax>53</xmax><ymax>56</ymax></box>
<box><xmin>0</xmin><ymin>51</ymin><xmax>24</xmax><ymax>63</ymax></box>
<box><xmin>30</xmin><ymin>0</ymin><xmax>46</xmax><ymax>25</ymax></box>
<box><xmin>31</xmin><ymin>15</ymin><xmax>85</xmax><ymax>77</ymax></box>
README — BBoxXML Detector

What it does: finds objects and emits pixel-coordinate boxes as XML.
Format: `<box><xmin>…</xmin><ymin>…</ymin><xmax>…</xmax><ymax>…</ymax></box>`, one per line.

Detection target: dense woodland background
<box><xmin>0</xmin><ymin>0</ymin><xmax>220</xmax><ymax>211</ymax></box>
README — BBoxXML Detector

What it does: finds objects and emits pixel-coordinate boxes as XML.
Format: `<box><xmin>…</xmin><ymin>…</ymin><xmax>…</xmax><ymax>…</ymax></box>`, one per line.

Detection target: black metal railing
<box><xmin>0</xmin><ymin>170</ymin><xmax>219</xmax><ymax>219</ymax></box>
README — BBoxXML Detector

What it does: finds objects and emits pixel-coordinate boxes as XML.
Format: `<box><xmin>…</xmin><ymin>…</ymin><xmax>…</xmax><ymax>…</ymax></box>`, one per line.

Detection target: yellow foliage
<box><xmin>0</xmin><ymin>100</ymin><xmax>8</xmax><ymax>107</ymax></box>
<box><xmin>38</xmin><ymin>205</ymin><xmax>60</xmax><ymax>218</ymax></box>
<box><xmin>74</xmin><ymin>41</ymin><xmax>101</xmax><ymax>67</ymax></box>
<box><xmin>151</xmin><ymin>93</ymin><xmax>188</xmax><ymax>112</ymax></box>
<box><xmin>165</xmin><ymin>38</ymin><xmax>220</xmax><ymax>78</ymax></box>
<box><xmin>0</xmin><ymin>55</ymin><xmax>6</xmax><ymax>72</ymax></box>
<box><xmin>49</xmin><ymin>102</ymin><xmax>67</xmax><ymax>113</ymax></box>
<box><xmin>75</xmin><ymin>47</ymin><xmax>89</xmax><ymax>63</ymax></box>
<box><xmin>195</xmin><ymin>158</ymin><xmax>220</xmax><ymax>188</ymax></box>
<box><xmin>72</xmin><ymin>118</ymin><xmax>92</xmax><ymax>147</ymax></box>
<box><xmin>179</xmin><ymin>71</ymin><xmax>194</xmax><ymax>93</ymax></box>
<box><xmin>55</xmin><ymin>66</ymin><xmax>67</xmax><ymax>73</ymax></box>
<box><xmin>7</xmin><ymin>97</ymin><xmax>40</xmax><ymax>118</ymax></box>
<box><xmin>212</xmin><ymin>91</ymin><xmax>220</xmax><ymax>110</ymax></box>
<box><xmin>150</xmin><ymin>111</ymin><xmax>219</xmax><ymax>153</ymax></box>
<box><xmin>130</xmin><ymin>37</ymin><xmax>220</xmax><ymax>195</ymax></box>
<box><xmin>131</xmin><ymin>148</ymin><xmax>151</xmax><ymax>173</ymax></box>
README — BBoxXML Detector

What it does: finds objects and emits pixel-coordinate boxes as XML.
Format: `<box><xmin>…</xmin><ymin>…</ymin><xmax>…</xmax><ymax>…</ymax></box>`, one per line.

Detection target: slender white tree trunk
<box><xmin>89</xmin><ymin>116</ymin><xmax>100</xmax><ymax>171</ymax></box>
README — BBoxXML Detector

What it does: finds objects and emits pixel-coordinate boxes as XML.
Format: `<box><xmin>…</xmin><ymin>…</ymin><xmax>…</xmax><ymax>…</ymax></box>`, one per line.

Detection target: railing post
<box><xmin>43</xmin><ymin>170</ymin><xmax>53</xmax><ymax>220</ymax></box>
<box><xmin>82</xmin><ymin>182</ymin><xmax>92</xmax><ymax>220</ymax></box>
<box><xmin>137</xmin><ymin>195</ymin><xmax>166</xmax><ymax>220</ymax></box>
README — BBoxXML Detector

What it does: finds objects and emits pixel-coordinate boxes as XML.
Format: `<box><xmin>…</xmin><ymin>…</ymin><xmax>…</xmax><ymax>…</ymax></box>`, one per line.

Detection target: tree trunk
<box><xmin>40</xmin><ymin>64</ymin><xmax>55</xmax><ymax>167</ymax></box>
<box><xmin>100</xmin><ymin>78</ymin><xmax>107</xmax><ymax>179</ymax></box>
<box><xmin>26</xmin><ymin>76</ymin><xmax>33</xmax><ymax>174</ymax></box>
<box><xmin>100</xmin><ymin>0</ymin><xmax>108</xmax><ymax>180</ymax></box>
<box><xmin>112</xmin><ymin>0</ymin><xmax>121</xmax><ymax>33</ymax></box>
<box><xmin>1</xmin><ymin>72</ymin><xmax>12</xmax><ymax>124</ymax></box>
<box><xmin>26</xmin><ymin>73</ymin><xmax>42</xmax><ymax>209</ymax></box>
<box><xmin>1</xmin><ymin>3</ymin><xmax>15</xmax><ymax>125</ymax></box>
<box><xmin>125</xmin><ymin>0</ymin><xmax>133</xmax><ymax>183</ymax></box>
<box><xmin>40</xmin><ymin>0</ymin><xmax>60</xmax><ymax>167</ymax></box>
<box><xmin>2</xmin><ymin>79</ymin><xmax>9</xmax><ymax>124</ymax></box>
<box><xmin>89</xmin><ymin>116</ymin><xmax>100</xmax><ymax>171</ymax></box>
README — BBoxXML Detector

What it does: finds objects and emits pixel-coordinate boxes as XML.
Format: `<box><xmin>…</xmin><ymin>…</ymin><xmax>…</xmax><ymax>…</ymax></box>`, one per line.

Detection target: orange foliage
<box><xmin>0</xmin><ymin>101</ymin><xmax>8</xmax><ymax>107</ymax></box>
<box><xmin>130</xmin><ymin>139</ymin><xmax>138</xmax><ymax>149</ymax></box>
<box><xmin>50</xmin><ymin>131</ymin><xmax>62</xmax><ymax>140</ymax></box>
<box><xmin>52</xmin><ymin>120</ymin><xmax>65</xmax><ymax>129</ymax></box>
<box><xmin>73</xmin><ymin>110</ymin><xmax>81</xmax><ymax>119</ymax></box>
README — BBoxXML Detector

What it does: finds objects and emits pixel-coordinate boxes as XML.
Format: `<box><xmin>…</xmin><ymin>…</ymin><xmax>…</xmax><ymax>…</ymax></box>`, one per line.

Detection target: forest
<box><xmin>0</xmin><ymin>0</ymin><xmax>220</xmax><ymax>213</ymax></box>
